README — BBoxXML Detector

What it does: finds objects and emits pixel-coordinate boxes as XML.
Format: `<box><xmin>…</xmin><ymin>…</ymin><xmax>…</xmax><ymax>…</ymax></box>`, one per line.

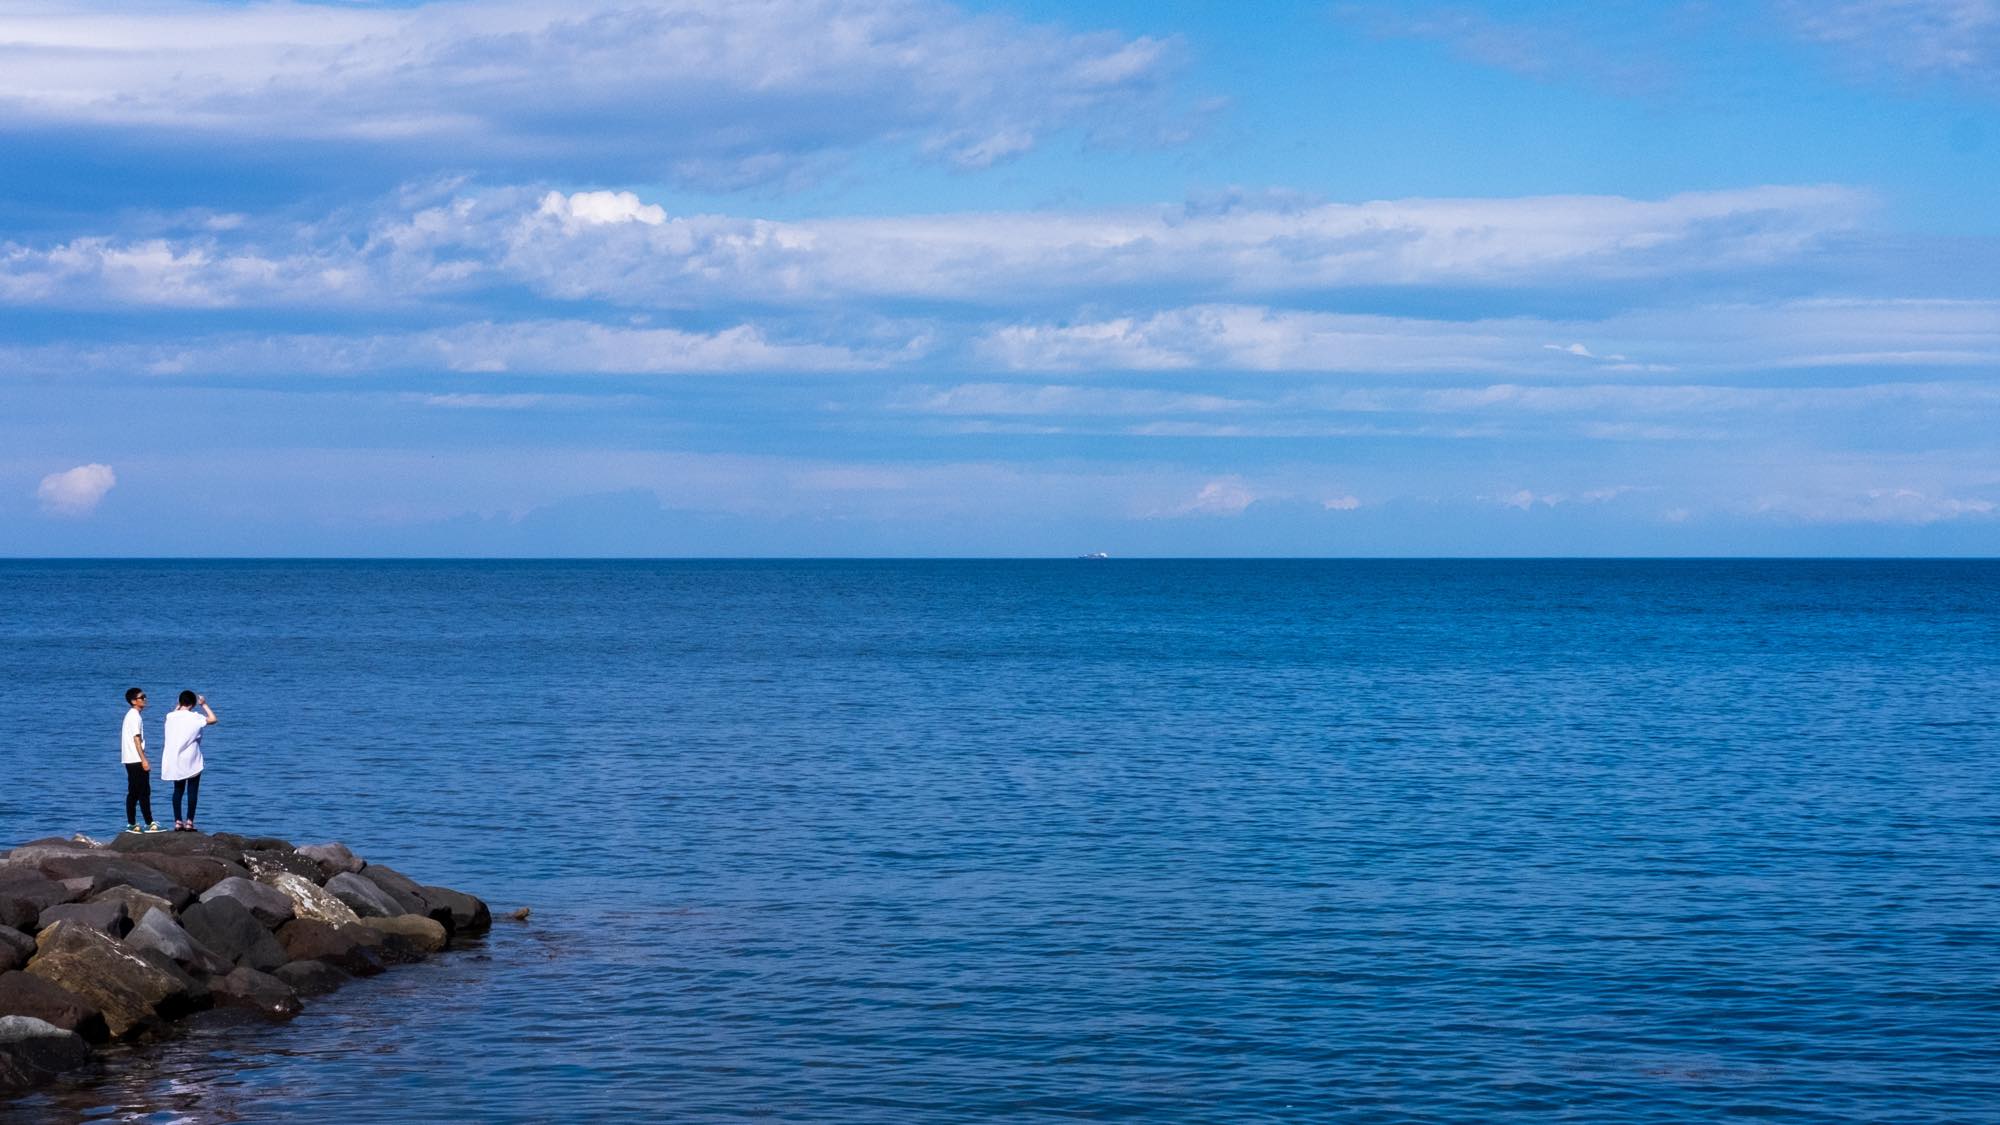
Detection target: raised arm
<box><xmin>197</xmin><ymin>695</ymin><xmax>219</xmax><ymax>725</ymax></box>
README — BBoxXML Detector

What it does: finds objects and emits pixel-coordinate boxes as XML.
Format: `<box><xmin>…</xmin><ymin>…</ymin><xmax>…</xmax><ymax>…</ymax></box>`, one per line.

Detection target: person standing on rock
<box><xmin>161</xmin><ymin>690</ymin><xmax>218</xmax><ymax>832</ymax></box>
<box><xmin>120</xmin><ymin>687</ymin><xmax>162</xmax><ymax>833</ymax></box>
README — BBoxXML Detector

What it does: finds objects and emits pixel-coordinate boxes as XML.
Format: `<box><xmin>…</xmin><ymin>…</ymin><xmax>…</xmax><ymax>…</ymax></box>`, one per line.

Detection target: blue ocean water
<box><xmin>2</xmin><ymin>559</ymin><xmax>1998</xmax><ymax>1123</ymax></box>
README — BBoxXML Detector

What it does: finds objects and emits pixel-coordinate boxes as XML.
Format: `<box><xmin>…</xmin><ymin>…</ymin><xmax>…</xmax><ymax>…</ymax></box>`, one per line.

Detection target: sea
<box><xmin>1</xmin><ymin>559</ymin><xmax>1997</xmax><ymax>1123</ymax></box>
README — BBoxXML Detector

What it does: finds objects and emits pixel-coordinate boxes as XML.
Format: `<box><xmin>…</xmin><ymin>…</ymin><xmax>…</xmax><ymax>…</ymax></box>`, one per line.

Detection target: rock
<box><xmin>106</xmin><ymin>831</ymin><xmax>246</xmax><ymax>866</ymax></box>
<box><xmin>420</xmin><ymin>886</ymin><xmax>491</xmax><ymax>936</ymax></box>
<box><xmin>0</xmin><ymin>875</ymin><xmax>79</xmax><ymax>932</ymax></box>
<box><xmin>8</xmin><ymin>837</ymin><xmax>92</xmax><ymax>853</ymax></box>
<box><xmin>270</xmin><ymin>960</ymin><xmax>347</xmax><ymax>997</ymax></box>
<box><xmin>256</xmin><ymin>871</ymin><xmax>358</xmax><ymax>926</ymax></box>
<box><xmin>276</xmin><ymin>919</ymin><xmax>385</xmax><ymax>977</ymax></box>
<box><xmin>212</xmin><ymin>967</ymin><xmax>301</xmax><ymax>1020</ymax></box>
<box><xmin>0</xmin><ymin>929</ymin><xmax>32</xmax><ymax>973</ymax></box>
<box><xmin>244</xmin><ymin>850</ymin><xmax>326</xmax><ymax>885</ymax></box>
<box><xmin>86</xmin><ymin>886</ymin><xmax>174</xmax><ymax>927</ymax></box>
<box><xmin>123</xmin><ymin>853</ymin><xmax>248</xmax><ymax>895</ymax></box>
<box><xmin>200</xmin><ymin>877</ymin><xmax>295</xmax><ymax>929</ymax></box>
<box><xmin>0</xmin><ymin>1015</ymin><xmax>91</xmax><ymax>1089</ymax></box>
<box><xmin>234</xmin><ymin>835</ymin><xmax>297</xmax><ymax>855</ymax></box>
<box><xmin>359</xmin><ymin>866</ymin><xmax>454</xmax><ymax>933</ymax></box>
<box><xmin>510</xmin><ymin>906</ymin><xmax>531</xmax><ymax>922</ymax></box>
<box><xmin>132</xmin><ymin>949</ymin><xmax>211</xmax><ymax>1012</ymax></box>
<box><xmin>124</xmin><ymin>909</ymin><xmax>232</xmax><ymax>978</ymax></box>
<box><xmin>25</xmin><ymin>921</ymin><xmax>196</xmax><ymax>1038</ymax></box>
<box><xmin>324</xmin><ymin>872</ymin><xmax>400</xmax><ymax>919</ymax></box>
<box><xmin>0</xmin><ymin>972</ymin><xmax>109</xmax><ymax>1042</ymax></box>
<box><xmin>36</xmin><ymin>901</ymin><xmax>129</xmax><ymax>940</ymax></box>
<box><xmin>3</xmin><ymin>844</ymin><xmax>98</xmax><ymax>867</ymax></box>
<box><xmin>36</xmin><ymin>854</ymin><xmax>188</xmax><ymax>908</ymax></box>
<box><xmin>297</xmin><ymin>843</ymin><xmax>366</xmax><ymax>878</ymax></box>
<box><xmin>179</xmin><ymin>898</ymin><xmax>288</xmax><ymax>974</ymax></box>
<box><xmin>357</xmin><ymin>915</ymin><xmax>447</xmax><ymax>961</ymax></box>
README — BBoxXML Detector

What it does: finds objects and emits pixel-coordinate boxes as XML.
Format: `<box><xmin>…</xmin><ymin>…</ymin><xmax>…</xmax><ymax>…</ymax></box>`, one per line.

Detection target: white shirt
<box><xmin>120</xmin><ymin>708</ymin><xmax>144</xmax><ymax>765</ymax></box>
<box><xmin>161</xmin><ymin>709</ymin><xmax>208</xmax><ymax>781</ymax></box>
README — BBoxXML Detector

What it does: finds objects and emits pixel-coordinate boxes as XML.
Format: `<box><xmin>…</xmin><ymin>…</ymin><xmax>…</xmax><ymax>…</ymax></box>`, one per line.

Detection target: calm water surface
<box><xmin>1</xmin><ymin>560</ymin><xmax>1997</xmax><ymax>1122</ymax></box>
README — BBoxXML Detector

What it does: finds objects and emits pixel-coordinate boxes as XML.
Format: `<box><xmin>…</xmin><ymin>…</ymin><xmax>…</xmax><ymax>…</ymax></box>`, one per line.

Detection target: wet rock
<box><xmin>179</xmin><ymin>898</ymin><xmax>288</xmax><ymax>974</ymax></box>
<box><xmin>244</xmin><ymin>850</ymin><xmax>326</xmax><ymax>885</ymax></box>
<box><xmin>357</xmin><ymin>915</ymin><xmax>447</xmax><ymax>962</ymax></box>
<box><xmin>297</xmin><ymin>843</ymin><xmax>365</xmax><ymax>877</ymax></box>
<box><xmin>276</xmin><ymin>919</ymin><xmax>386</xmax><ymax>977</ymax></box>
<box><xmin>255</xmin><ymin>871</ymin><xmax>358</xmax><ymax>926</ymax></box>
<box><xmin>132</xmin><ymin>949</ymin><xmax>211</xmax><ymax>1012</ymax></box>
<box><xmin>36</xmin><ymin>855</ymin><xmax>187</xmax><ymax>908</ymax></box>
<box><xmin>509</xmin><ymin>907</ymin><xmax>531</xmax><ymax>922</ymax></box>
<box><xmin>420</xmin><ymin>885</ymin><xmax>491</xmax><ymax>936</ymax></box>
<box><xmin>270</xmin><ymin>959</ymin><xmax>347</xmax><ymax>997</ymax></box>
<box><xmin>0</xmin><ymin>972</ymin><xmax>108</xmax><ymax>1042</ymax></box>
<box><xmin>0</xmin><ymin>929</ymin><xmax>33</xmax><ymax>973</ymax></box>
<box><xmin>324</xmin><ymin>872</ymin><xmax>400</xmax><ymax>919</ymax></box>
<box><xmin>25</xmin><ymin>921</ymin><xmax>195</xmax><ymax>1038</ymax></box>
<box><xmin>36</xmin><ymin>901</ymin><xmax>129</xmax><ymax>940</ymax></box>
<box><xmin>0</xmin><ymin>1015</ymin><xmax>91</xmax><ymax>1089</ymax></box>
<box><xmin>212</xmin><ymin>968</ymin><xmax>302</xmax><ymax>1020</ymax></box>
<box><xmin>123</xmin><ymin>852</ymin><xmax>248</xmax><ymax>896</ymax></box>
<box><xmin>124</xmin><ymin>909</ymin><xmax>232</xmax><ymax>978</ymax></box>
<box><xmin>200</xmin><ymin>877</ymin><xmax>295</xmax><ymax>929</ymax></box>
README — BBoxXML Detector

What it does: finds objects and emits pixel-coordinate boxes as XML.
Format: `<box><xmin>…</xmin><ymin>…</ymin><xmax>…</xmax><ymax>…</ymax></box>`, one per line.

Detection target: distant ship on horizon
<box><xmin>1078</xmin><ymin>551</ymin><xmax>1110</xmax><ymax>560</ymax></box>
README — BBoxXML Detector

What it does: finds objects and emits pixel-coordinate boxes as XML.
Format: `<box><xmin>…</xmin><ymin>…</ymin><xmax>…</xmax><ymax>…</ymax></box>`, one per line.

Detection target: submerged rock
<box><xmin>212</xmin><ymin>967</ymin><xmax>302</xmax><ymax>1020</ymax></box>
<box><xmin>271</xmin><ymin>959</ymin><xmax>347</xmax><ymax>997</ymax></box>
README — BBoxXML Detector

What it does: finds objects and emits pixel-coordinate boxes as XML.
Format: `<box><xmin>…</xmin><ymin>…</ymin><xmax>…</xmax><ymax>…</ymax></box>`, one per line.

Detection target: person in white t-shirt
<box><xmin>120</xmin><ymin>687</ymin><xmax>162</xmax><ymax>833</ymax></box>
<box><xmin>160</xmin><ymin>690</ymin><xmax>219</xmax><ymax>832</ymax></box>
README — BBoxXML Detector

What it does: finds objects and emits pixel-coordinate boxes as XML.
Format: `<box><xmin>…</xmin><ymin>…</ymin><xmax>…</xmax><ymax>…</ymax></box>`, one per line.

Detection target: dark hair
<box><xmin>125</xmin><ymin>687</ymin><xmax>145</xmax><ymax>705</ymax></box>
<box><xmin>178</xmin><ymin>690</ymin><xmax>198</xmax><ymax>708</ymax></box>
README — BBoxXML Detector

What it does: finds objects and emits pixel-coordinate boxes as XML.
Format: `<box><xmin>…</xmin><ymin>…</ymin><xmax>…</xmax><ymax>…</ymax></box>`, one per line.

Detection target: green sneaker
<box><xmin>123</xmin><ymin>823</ymin><xmax>142</xmax><ymax>833</ymax></box>
<box><xmin>145</xmin><ymin>822</ymin><xmax>166</xmax><ymax>833</ymax></box>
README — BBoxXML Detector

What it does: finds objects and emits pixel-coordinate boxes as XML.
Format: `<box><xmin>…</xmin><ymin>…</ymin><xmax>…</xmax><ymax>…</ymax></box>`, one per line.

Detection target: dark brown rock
<box><xmin>0</xmin><ymin>971</ymin><xmax>108</xmax><ymax>1042</ymax></box>
<box><xmin>356</xmin><ymin>915</ymin><xmax>446</xmax><ymax>962</ymax></box>
<box><xmin>212</xmin><ymin>967</ymin><xmax>301</xmax><ymax>1020</ymax></box>
<box><xmin>179</xmin><ymin>898</ymin><xmax>288</xmax><ymax>973</ymax></box>
<box><xmin>243</xmin><ymin>850</ymin><xmax>326</xmax><ymax>885</ymax></box>
<box><xmin>275</xmin><ymin>919</ymin><xmax>385</xmax><ymax>976</ymax></box>
<box><xmin>36</xmin><ymin>901</ymin><xmax>128</xmax><ymax>940</ymax></box>
<box><xmin>86</xmin><ymin>885</ymin><xmax>173</xmax><ymax>927</ymax></box>
<box><xmin>420</xmin><ymin>886</ymin><xmax>491</xmax><ymax>936</ymax></box>
<box><xmin>25</xmin><ymin>921</ymin><xmax>195</xmax><ymax>1038</ymax></box>
<box><xmin>124</xmin><ymin>909</ymin><xmax>232</xmax><ymax>977</ymax></box>
<box><xmin>132</xmin><ymin>949</ymin><xmax>211</xmax><ymax>1013</ymax></box>
<box><xmin>0</xmin><ymin>875</ymin><xmax>78</xmax><ymax>932</ymax></box>
<box><xmin>270</xmin><ymin>959</ymin><xmax>347</xmax><ymax>997</ymax></box>
<box><xmin>359</xmin><ymin>866</ymin><xmax>455</xmax><ymax>934</ymax></box>
<box><xmin>106</xmin><ymin>831</ymin><xmax>246</xmax><ymax>867</ymax></box>
<box><xmin>297</xmin><ymin>843</ymin><xmax>364</xmax><ymax>878</ymax></box>
<box><xmin>35</xmin><ymin>855</ymin><xmax>188</xmax><ymax>909</ymax></box>
<box><xmin>122</xmin><ymin>852</ymin><xmax>248</xmax><ymax>895</ymax></box>
<box><xmin>0</xmin><ymin>929</ymin><xmax>32</xmax><ymax>973</ymax></box>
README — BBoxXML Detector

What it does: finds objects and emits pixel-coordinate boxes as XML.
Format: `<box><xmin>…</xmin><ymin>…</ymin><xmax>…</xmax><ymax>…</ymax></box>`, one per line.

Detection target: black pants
<box><xmin>124</xmin><ymin>762</ymin><xmax>153</xmax><ymax>825</ymax></box>
<box><xmin>172</xmin><ymin>773</ymin><xmax>201</xmax><ymax>824</ymax></box>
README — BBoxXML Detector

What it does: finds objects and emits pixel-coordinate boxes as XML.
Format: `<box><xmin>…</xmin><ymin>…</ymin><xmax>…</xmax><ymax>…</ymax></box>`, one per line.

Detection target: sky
<box><xmin>2</xmin><ymin>0</ymin><xmax>1997</xmax><ymax>556</ymax></box>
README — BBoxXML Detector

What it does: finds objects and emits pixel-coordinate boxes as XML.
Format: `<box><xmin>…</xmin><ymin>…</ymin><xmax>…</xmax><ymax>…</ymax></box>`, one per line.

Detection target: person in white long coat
<box><xmin>161</xmin><ymin>690</ymin><xmax>219</xmax><ymax>832</ymax></box>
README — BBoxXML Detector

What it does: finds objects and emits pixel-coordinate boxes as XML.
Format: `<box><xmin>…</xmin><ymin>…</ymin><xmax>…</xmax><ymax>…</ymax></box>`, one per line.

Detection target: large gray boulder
<box><xmin>86</xmin><ymin>886</ymin><xmax>174</xmax><ymax>927</ymax></box>
<box><xmin>0</xmin><ymin>1015</ymin><xmax>91</xmax><ymax>1089</ymax></box>
<box><xmin>270</xmin><ymin>960</ymin><xmax>347</xmax><ymax>997</ymax></box>
<box><xmin>37</xmin><ymin>901</ymin><xmax>129</xmax><ymax>940</ymax></box>
<box><xmin>3</xmin><ymin>844</ymin><xmax>99</xmax><ymax>867</ymax></box>
<box><xmin>275</xmin><ymin>919</ymin><xmax>386</xmax><ymax>977</ymax></box>
<box><xmin>0</xmin><ymin>928</ymin><xmax>32</xmax><ymax>973</ymax></box>
<box><xmin>178</xmin><ymin>898</ymin><xmax>287</xmax><ymax>974</ymax></box>
<box><xmin>357</xmin><ymin>915</ymin><xmax>447</xmax><ymax>962</ymax></box>
<box><xmin>124</xmin><ymin>909</ymin><xmax>232</xmax><ymax>977</ymax></box>
<box><xmin>0</xmin><ymin>971</ymin><xmax>108</xmax><ymax>1042</ymax></box>
<box><xmin>255</xmin><ymin>872</ymin><xmax>358</xmax><ymax>926</ymax></box>
<box><xmin>24</xmin><ymin>921</ymin><xmax>196</xmax><ymax>1038</ymax></box>
<box><xmin>122</xmin><ymin>852</ymin><xmax>247</xmax><ymax>895</ymax></box>
<box><xmin>359</xmin><ymin>866</ymin><xmax>454</xmax><ymax>933</ymax></box>
<box><xmin>36</xmin><ymin>854</ymin><xmax>187</xmax><ymax>908</ymax></box>
<box><xmin>212</xmin><ymin>968</ymin><xmax>301</xmax><ymax>1020</ymax></box>
<box><xmin>297</xmin><ymin>843</ymin><xmax>364</xmax><ymax>877</ymax></box>
<box><xmin>200</xmin><ymin>877</ymin><xmax>295</xmax><ymax>929</ymax></box>
<box><xmin>325</xmin><ymin>872</ymin><xmax>401</xmax><ymax>919</ymax></box>
<box><xmin>132</xmin><ymin>949</ymin><xmax>212</xmax><ymax>1013</ymax></box>
<box><xmin>419</xmin><ymin>886</ymin><xmax>490</xmax><ymax>936</ymax></box>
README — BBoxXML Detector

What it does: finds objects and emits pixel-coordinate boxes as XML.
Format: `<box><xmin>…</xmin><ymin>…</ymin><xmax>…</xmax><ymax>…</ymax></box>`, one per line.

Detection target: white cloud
<box><xmin>1753</xmin><ymin>487</ymin><xmax>1997</xmax><ymax>524</ymax></box>
<box><xmin>1154</xmin><ymin>477</ymin><xmax>1259</xmax><ymax>517</ymax></box>
<box><xmin>0</xmin><ymin>0</ymin><xmax>1180</xmax><ymax>185</ymax></box>
<box><xmin>36</xmin><ymin>463</ymin><xmax>116</xmax><ymax>516</ymax></box>
<box><xmin>1322</xmin><ymin>495</ymin><xmax>1362</xmax><ymax>511</ymax></box>
<box><xmin>1785</xmin><ymin>0</ymin><xmax>2000</xmax><ymax>84</ymax></box>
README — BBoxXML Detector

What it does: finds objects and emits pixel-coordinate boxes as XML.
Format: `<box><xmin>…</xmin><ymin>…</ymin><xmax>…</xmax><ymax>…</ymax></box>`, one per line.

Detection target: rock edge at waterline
<box><xmin>0</xmin><ymin>831</ymin><xmax>492</xmax><ymax>1092</ymax></box>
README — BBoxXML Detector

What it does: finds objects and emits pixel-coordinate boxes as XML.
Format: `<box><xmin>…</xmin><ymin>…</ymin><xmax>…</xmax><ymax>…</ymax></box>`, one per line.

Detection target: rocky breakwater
<box><xmin>0</xmin><ymin>830</ymin><xmax>491</xmax><ymax>1092</ymax></box>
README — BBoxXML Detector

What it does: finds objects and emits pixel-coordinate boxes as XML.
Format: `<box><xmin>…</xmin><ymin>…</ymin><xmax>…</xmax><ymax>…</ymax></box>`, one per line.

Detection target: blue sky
<box><xmin>4</xmin><ymin>0</ymin><xmax>1997</xmax><ymax>556</ymax></box>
